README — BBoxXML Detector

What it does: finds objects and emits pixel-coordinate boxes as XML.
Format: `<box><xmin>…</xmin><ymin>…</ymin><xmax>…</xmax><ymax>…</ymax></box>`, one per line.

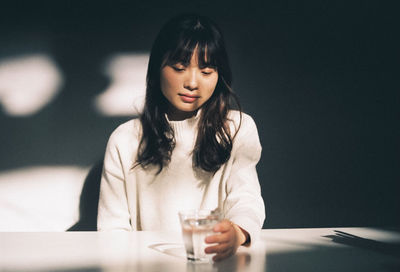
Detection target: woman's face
<box><xmin>160</xmin><ymin>50</ymin><xmax>218</xmax><ymax>121</ymax></box>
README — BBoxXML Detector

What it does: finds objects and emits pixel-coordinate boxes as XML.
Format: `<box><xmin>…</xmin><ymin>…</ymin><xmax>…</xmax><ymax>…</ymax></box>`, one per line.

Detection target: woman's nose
<box><xmin>184</xmin><ymin>70</ymin><xmax>198</xmax><ymax>91</ymax></box>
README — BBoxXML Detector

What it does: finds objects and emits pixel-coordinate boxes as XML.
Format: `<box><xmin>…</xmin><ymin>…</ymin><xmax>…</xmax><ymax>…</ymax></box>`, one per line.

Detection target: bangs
<box><xmin>163</xmin><ymin>31</ymin><xmax>218</xmax><ymax>69</ymax></box>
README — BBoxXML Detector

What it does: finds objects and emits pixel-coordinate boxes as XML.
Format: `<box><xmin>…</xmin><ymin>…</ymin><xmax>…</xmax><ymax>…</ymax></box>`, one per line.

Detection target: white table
<box><xmin>1</xmin><ymin>228</ymin><xmax>399</xmax><ymax>271</ymax></box>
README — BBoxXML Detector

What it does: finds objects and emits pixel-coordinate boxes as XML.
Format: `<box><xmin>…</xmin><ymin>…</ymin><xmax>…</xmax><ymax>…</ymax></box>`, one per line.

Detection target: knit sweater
<box><xmin>97</xmin><ymin>110</ymin><xmax>265</xmax><ymax>244</ymax></box>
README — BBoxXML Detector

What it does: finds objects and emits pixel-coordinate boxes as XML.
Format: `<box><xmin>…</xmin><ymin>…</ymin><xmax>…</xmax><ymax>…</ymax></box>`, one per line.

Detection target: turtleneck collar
<box><xmin>166</xmin><ymin>110</ymin><xmax>201</xmax><ymax>144</ymax></box>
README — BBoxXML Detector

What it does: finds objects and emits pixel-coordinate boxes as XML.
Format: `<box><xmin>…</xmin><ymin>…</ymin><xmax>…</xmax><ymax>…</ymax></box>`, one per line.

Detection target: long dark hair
<box><xmin>136</xmin><ymin>13</ymin><xmax>241</xmax><ymax>173</ymax></box>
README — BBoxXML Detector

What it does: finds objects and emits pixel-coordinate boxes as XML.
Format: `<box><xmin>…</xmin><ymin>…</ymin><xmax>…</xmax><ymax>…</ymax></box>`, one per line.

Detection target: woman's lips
<box><xmin>179</xmin><ymin>94</ymin><xmax>199</xmax><ymax>103</ymax></box>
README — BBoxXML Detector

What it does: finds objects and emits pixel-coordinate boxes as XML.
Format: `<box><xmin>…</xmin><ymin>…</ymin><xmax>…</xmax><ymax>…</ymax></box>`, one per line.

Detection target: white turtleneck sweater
<box><xmin>97</xmin><ymin>110</ymin><xmax>265</xmax><ymax>244</ymax></box>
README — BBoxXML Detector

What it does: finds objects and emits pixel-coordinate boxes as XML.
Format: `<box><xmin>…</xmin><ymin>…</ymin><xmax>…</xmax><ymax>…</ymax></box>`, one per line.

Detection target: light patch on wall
<box><xmin>0</xmin><ymin>54</ymin><xmax>63</xmax><ymax>116</ymax></box>
<box><xmin>93</xmin><ymin>53</ymin><xmax>149</xmax><ymax>116</ymax></box>
<box><xmin>0</xmin><ymin>166</ymin><xmax>88</xmax><ymax>231</ymax></box>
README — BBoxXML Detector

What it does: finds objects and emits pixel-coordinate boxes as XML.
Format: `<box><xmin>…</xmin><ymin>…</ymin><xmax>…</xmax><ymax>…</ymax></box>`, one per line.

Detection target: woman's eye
<box><xmin>202</xmin><ymin>70</ymin><xmax>214</xmax><ymax>75</ymax></box>
<box><xmin>172</xmin><ymin>66</ymin><xmax>185</xmax><ymax>72</ymax></box>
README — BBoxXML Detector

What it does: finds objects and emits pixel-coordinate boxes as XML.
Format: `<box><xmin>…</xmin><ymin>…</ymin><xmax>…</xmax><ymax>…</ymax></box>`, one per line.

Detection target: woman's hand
<box><xmin>204</xmin><ymin>219</ymin><xmax>249</xmax><ymax>262</ymax></box>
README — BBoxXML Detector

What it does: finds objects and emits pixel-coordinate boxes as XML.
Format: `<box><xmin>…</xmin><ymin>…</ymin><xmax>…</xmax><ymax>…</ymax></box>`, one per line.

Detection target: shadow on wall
<box><xmin>68</xmin><ymin>159</ymin><xmax>103</xmax><ymax>231</ymax></box>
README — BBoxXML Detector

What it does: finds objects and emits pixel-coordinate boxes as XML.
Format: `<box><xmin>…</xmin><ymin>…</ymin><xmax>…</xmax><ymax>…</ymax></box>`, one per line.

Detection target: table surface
<box><xmin>1</xmin><ymin>227</ymin><xmax>400</xmax><ymax>272</ymax></box>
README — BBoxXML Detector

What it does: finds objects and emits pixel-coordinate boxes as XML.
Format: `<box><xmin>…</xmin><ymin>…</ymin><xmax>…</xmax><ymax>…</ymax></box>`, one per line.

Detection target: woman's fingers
<box><xmin>205</xmin><ymin>219</ymin><xmax>235</xmax><ymax>244</ymax></box>
<box><xmin>205</xmin><ymin>231</ymin><xmax>230</xmax><ymax>244</ymax></box>
<box><xmin>205</xmin><ymin>242</ymin><xmax>233</xmax><ymax>261</ymax></box>
<box><xmin>203</xmin><ymin>219</ymin><xmax>242</xmax><ymax>262</ymax></box>
<box><xmin>204</xmin><ymin>241</ymin><xmax>230</xmax><ymax>254</ymax></box>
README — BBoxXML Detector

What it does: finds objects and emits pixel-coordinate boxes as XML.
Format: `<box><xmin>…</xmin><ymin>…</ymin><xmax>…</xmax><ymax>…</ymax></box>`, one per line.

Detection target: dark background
<box><xmin>1</xmin><ymin>0</ymin><xmax>398</xmax><ymax>229</ymax></box>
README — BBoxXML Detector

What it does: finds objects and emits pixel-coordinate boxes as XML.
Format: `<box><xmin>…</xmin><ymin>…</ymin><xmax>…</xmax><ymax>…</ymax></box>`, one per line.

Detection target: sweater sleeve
<box><xmin>223</xmin><ymin>114</ymin><xmax>265</xmax><ymax>245</ymax></box>
<box><xmin>97</xmin><ymin>129</ymin><xmax>132</xmax><ymax>231</ymax></box>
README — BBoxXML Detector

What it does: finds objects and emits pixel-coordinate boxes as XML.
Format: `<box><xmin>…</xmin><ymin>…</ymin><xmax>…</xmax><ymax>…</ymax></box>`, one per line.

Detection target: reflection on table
<box><xmin>1</xmin><ymin>228</ymin><xmax>399</xmax><ymax>272</ymax></box>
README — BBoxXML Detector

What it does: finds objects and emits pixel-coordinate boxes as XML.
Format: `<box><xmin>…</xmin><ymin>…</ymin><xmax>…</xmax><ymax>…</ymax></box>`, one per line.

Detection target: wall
<box><xmin>0</xmin><ymin>1</ymin><xmax>398</xmax><ymax>229</ymax></box>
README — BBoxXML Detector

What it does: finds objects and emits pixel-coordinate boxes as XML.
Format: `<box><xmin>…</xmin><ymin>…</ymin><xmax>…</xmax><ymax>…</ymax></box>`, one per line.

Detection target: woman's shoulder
<box><xmin>227</xmin><ymin>110</ymin><xmax>258</xmax><ymax>134</ymax></box>
<box><xmin>108</xmin><ymin>117</ymin><xmax>142</xmax><ymax>145</ymax></box>
<box><xmin>227</xmin><ymin>111</ymin><xmax>262</xmax><ymax>153</ymax></box>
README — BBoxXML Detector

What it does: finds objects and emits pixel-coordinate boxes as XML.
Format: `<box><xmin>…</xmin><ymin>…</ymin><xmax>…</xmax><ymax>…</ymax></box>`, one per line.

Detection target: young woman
<box><xmin>97</xmin><ymin>13</ymin><xmax>265</xmax><ymax>262</ymax></box>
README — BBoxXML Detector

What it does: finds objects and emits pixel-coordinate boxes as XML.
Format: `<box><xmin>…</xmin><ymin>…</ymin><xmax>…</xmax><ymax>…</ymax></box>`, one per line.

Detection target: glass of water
<box><xmin>179</xmin><ymin>209</ymin><xmax>222</xmax><ymax>263</ymax></box>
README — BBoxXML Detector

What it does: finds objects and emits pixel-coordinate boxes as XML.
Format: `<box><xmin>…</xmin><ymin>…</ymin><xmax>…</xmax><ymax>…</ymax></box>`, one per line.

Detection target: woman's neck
<box><xmin>166</xmin><ymin>108</ymin><xmax>198</xmax><ymax>121</ymax></box>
